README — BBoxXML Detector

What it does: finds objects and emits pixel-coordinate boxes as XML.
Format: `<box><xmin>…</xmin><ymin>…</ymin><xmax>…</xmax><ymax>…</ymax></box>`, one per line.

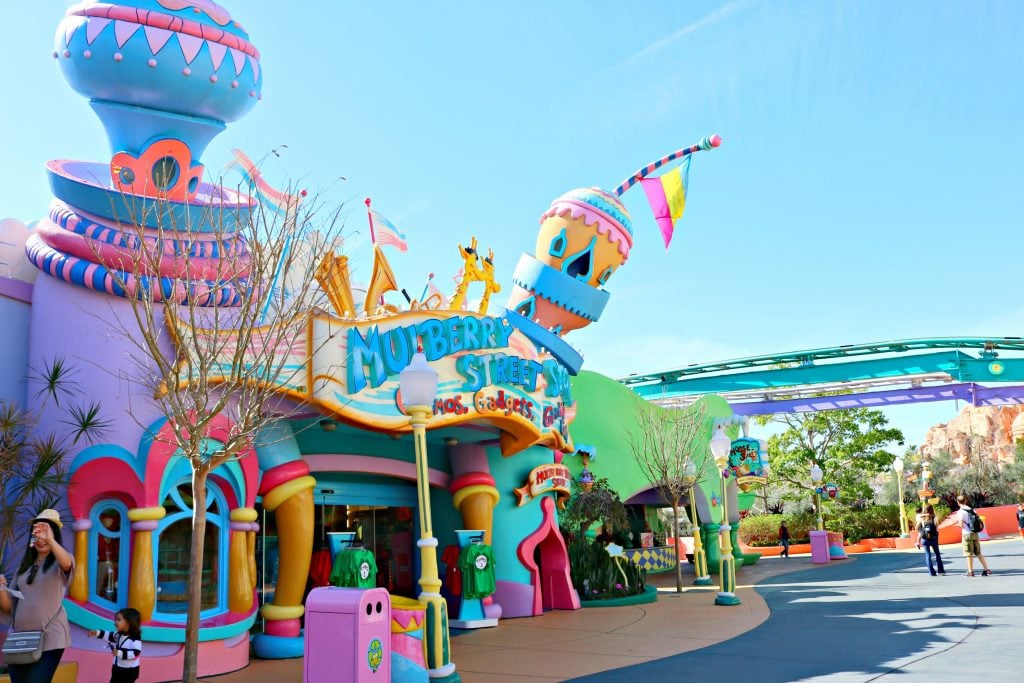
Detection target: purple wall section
<box><xmin>27</xmin><ymin>274</ymin><xmax>167</xmax><ymax>451</ymax></box>
<box><xmin>0</xmin><ymin>278</ymin><xmax>32</xmax><ymax>408</ymax></box>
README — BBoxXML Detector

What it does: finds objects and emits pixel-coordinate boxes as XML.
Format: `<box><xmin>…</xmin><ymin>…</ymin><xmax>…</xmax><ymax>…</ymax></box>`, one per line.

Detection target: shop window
<box><xmin>89</xmin><ymin>501</ymin><xmax>130</xmax><ymax>608</ymax></box>
<box><xmin>154</xmin><ymin>479</ymin><xmax>228</xmax><ymax>618</ymax></box>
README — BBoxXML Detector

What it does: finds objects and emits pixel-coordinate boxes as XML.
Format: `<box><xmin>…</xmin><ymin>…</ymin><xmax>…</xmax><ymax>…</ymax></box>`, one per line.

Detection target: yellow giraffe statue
<box><xmin>479</xmin><ymin>248</ymin><xmax>501</xmax><ymax>314</ymax></box>
<box><xmin>449</xmin><ymin>237</ymin><xmax>484</xmax><ymax>311</ymax></box>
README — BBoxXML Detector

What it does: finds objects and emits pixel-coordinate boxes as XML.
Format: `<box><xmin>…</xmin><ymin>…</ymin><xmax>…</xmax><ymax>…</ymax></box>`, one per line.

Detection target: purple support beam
<box><xmin>730</xmin><ymin>383</ymin><xmax>1024</xmax><ymax>416</ymax></box>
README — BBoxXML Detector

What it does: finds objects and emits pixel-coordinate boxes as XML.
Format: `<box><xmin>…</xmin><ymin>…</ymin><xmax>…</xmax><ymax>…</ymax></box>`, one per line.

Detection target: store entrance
<box><xmin>254</xmin><ymin>475</ymin><xmax>420</xmax><ymax>619</ymax></box>
<box><xmin>315</xmin><ymin>503</ymin><xmax>416</xmax><ymax>597</ymax></box>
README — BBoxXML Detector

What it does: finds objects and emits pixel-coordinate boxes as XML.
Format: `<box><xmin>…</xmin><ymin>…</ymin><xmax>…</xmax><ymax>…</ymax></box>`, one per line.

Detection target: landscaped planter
<box><xmin>580</xmin><ymin>584</ymin><xmax>658</xmax><ymax>608</ymax></box>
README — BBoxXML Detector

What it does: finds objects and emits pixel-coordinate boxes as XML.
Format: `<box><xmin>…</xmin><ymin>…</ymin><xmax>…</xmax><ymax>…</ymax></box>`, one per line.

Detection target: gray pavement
<box><xmin>571</xmin><ymin>537</ymin><xmax>1024</xmax><ymax>682</ymax></box>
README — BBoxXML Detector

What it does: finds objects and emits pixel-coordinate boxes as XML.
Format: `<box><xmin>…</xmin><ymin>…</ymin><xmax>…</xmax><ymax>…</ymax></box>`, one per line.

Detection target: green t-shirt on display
<box><xmin>457</xmin><ymin>544</ymin><xmax>495</xmax><ymax>599</ymax></box>
<box><xmin>330</xmin><ymin>548</ymin><xmax>377</xmax><ymax>588</ymax></box>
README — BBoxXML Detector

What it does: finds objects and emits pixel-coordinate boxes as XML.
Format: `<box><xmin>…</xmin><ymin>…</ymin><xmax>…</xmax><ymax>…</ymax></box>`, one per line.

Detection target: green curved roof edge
<box><xmin>568</xmin><ymin>370</ymin><xmax>734</xmax><ymax>502</ymax></box>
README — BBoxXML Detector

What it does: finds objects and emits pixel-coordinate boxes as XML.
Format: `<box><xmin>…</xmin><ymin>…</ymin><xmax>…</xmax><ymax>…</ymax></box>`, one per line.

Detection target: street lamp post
<box><xmin>399</xmin><ymin>350</ymin><xmax>458</xmax><ymax>681</ymax></box>
<box><xmin>710</xmin><ymin>425</ymin><xmax>740</xmax><ymax>606</ymax></box>
<box><xmin>893</xmin><ymin>457</ymin><xmax>909</xmax><ymax>537</ymax></box>
<box><xmin>681</xmin><ymin>462</ymin><xmax>713</xmax><ymax>586</ymax></box>
<box><xmin>810</xmin><ymin>464</ymin><xmax>824</xmax><ymax>531</ymax></box>
<box><xmin>921</xmin><ymin>460</ymin><xmax>933</xmax><ymax>504</ymax></box>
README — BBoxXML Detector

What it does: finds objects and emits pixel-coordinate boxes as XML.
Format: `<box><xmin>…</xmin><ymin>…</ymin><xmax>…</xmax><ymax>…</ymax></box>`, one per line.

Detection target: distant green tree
<box><xmin>876</xmin><ymin>445</ymin><xmax>921</xmax><ymax>506</ymax></box>
<box><xmin>561</xmin><ymin>477</ymin><xmax>629</xmax><ymax>539</ymax></box>
<box><xmin>756</xmin><ymin>407</ymin><xmax>904</xmax><ymax>520</ymax></box>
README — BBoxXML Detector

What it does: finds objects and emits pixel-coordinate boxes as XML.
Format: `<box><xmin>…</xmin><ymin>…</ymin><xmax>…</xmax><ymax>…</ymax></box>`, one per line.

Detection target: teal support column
<box><xmin>731</xmin><ymin>528</ymin><xmax>744</xmax><ymax>563</ymax></box>
<box><xmin>703</xmin><ymin>523</ymin><xmax>721</xmax><ymax>574</ymax></box>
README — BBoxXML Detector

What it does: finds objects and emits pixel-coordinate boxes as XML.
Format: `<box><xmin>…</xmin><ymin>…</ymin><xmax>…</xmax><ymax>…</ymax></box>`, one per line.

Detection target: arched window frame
<box><xmin>151</xmin><ymin>454</ymin><xmax>231</xmax><ymax>622</ymax></box>
<box><xmin>88</xmin><ymin>499</ymin><xmax>131</xmax><ymax>611</ymax></box>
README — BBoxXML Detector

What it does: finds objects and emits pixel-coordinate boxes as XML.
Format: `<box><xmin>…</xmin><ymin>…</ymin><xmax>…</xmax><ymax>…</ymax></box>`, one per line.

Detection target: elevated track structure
<box><xmin>618</xmin><ymin>337</ymin><xmax>1024</xmax><ymax>415</ymax></box>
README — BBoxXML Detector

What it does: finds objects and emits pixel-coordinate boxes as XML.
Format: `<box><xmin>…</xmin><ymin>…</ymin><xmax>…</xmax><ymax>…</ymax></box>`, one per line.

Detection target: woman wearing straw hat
<box><xmin>0</xmin><ymin>509</ymin><xmax>75</xmax><ymax>683</ymax></box>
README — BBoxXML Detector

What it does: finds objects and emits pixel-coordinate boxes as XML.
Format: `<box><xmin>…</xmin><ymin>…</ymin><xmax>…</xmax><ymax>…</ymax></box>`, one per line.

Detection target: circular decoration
<box><xmin>989</xmin><ymin>361</ymin><xmax>1005</xmax><ymax>375</ymax></box>
<box><xmin>366</xmin><ymin>637</ymin><xmax>383</xmax><ymax>673</ymax></box>
<box><xmin>474</xmin><ymin>553</ymin><xmax>489</xmax><ymax>570</ymax></box>
<box><xmin>359</xmin><ymin>561</ymin><xmax>372</xmax><ymax>582</ymax></box>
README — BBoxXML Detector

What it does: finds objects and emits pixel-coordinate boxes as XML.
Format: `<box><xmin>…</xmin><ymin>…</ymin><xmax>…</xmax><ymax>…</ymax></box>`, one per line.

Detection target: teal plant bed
<box><xmin>581</xmin><ymin>584</ymin><xmax>657</xmax><ymax>608</ymax></box>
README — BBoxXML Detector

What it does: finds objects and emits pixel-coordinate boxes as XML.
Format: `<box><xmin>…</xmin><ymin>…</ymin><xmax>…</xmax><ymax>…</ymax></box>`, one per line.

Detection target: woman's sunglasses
<box><xmin>26</xmin><ymin>564</ymin><xmax>39</xmax><ymax>585</ymax></box>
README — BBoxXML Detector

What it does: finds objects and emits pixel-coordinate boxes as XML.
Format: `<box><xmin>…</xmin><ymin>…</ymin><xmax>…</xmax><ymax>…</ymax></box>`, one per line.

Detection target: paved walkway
<box><xmin>199</xmin><ymin>537</ymin><xmax>1024</xmax><ymax>682</ymax></box>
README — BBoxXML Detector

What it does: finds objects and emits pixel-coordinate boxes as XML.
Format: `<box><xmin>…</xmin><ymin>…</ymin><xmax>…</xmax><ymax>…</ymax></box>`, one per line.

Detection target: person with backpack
<box><xmin>957</xmin><ymin>495</ymin><xmax>991</xmax><ymax>577</ymax></box>
<box><xmin>915</xmin><ymin>505</ymin><xmax>945</xmax><ymax>576</ymax></box>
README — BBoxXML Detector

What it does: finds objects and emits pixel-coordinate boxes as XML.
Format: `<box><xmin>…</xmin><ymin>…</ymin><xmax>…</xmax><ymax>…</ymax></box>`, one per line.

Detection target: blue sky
<box><xmin>2</xmin><ymin>1</ymin><xmax>1023</xmax><ymax>446</ymax></box>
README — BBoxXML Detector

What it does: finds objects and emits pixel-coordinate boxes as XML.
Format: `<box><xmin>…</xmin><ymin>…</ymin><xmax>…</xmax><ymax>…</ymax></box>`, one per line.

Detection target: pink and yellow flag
<box><xmin>639</xmin><ymin>156</ymin><xmax>690</xmax><ymax>249</ymax></box>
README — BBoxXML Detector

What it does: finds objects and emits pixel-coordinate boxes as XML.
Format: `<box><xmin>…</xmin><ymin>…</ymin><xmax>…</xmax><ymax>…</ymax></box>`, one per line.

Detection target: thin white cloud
<box><xmin>610</xmin><ymin>0</ymin><xmax>758</xmax><ymax>73</ymax></box>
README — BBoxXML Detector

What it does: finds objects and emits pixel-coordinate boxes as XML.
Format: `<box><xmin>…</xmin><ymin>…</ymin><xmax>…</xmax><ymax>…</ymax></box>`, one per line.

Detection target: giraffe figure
<box><xmin>479</xmin><ymin>248</ymin><xmax>501</xmax><ymax>314</ymax></box>
<box><xmin>449</xmin><ymin>236</ymin><xmax>485</xmax><ymax>311</ymax></box>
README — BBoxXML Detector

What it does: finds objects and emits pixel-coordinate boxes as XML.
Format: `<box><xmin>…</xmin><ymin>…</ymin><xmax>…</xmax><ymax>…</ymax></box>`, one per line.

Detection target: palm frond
<box><xmin>60</xmin><ymin>402</ymin><xmax>115</xmax><ymax>445</ymax></box>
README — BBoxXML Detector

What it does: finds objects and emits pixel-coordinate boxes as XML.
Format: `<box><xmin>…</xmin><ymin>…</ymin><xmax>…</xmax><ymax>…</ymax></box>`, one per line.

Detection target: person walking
<box><xmin>89</xmin><ymin>607</ymin><xmax>143</xmax><ymax>682</ymax></box>
<box><xmin>915</xmin><ymin>506</ymin><xmax>945</xmax><ymax>576</ymax></box>
<box><xmin>778</xmin><ymin>521</ymin><xmax>790</xmax><ymax>558</ymax></box>
<box><xmin>957</xmin><ymin>495</ymin><xmax>991</xmax><ymax>577</ymax></box>
<box><xmin>1017</xmin><ymin>502</ymin><xmax>1024</xmax><ymax>542</ymax></box>
<box><xmin>0</xmin><ymin>509</ymin><xmax>76</xmax><ymax>683</ymax></box>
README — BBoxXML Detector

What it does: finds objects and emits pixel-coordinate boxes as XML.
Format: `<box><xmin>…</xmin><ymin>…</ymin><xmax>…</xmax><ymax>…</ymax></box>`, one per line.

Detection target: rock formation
<box><xmin>921</xmin><ymin>405</ymin><xmax>1024</xmax><ymax>465</ymax></box>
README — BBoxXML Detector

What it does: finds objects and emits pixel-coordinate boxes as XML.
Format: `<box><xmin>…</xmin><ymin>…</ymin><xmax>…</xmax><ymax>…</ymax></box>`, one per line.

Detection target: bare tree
<box><xmin>95</xmin><ymin>171</ymin><xmax>346</xmax><ymax>682</ymax></box>
<box><xmin>629</xmin><ymin>400</ymin><xmax>708</xmax><ymax>593</ymax></box>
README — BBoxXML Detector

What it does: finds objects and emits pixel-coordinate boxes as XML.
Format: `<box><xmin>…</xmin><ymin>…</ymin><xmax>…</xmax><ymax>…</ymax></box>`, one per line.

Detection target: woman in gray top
<box><xmin>0</xmin><ymin>509</ymin><xmax>75</xmax><ymax>683</ymax></box>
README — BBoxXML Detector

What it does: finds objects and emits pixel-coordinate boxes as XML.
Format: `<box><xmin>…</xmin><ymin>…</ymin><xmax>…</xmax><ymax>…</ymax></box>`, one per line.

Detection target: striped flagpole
<box><xmin>365</xmin><ymin>197</ymin><xmax>377</xmax><ymax>246</ymax></box>
<box><xmin>614</xmin><ymin>134</ymin><xmax>722</xmax><ymax>197</ymax></box>
<box><xmin>420</xmin><ymin>272</ymin><xmax>434</xmax><ymax>302</ymax></box>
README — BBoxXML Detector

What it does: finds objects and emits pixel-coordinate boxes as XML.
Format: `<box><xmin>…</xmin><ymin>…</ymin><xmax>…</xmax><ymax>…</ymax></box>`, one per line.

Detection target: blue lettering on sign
<box><xmin>456</xmin><ymin>352</ymin><xmax>544</xmax><ymax>393</ymax></box>
<box><xmin>346</xmin><ymin>315</ymin><xmax>525</xmax><ymax>393</ymax></box>
<box><xmin>542</xmin><ymin>359</ymin><xmax>573</xmax><ymax>404</ymax></box>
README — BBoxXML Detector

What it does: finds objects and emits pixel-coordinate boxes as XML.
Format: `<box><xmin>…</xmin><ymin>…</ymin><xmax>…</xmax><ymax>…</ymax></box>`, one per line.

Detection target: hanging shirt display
<box><xmin>457</xmin><ymin>544</ymin><xmax>496</xmax><ymax>599</ymax></box>
<box><xmin>330</xmin><ymin>548</ymin><xmax>378</xmax><ymax>589</ymax></box>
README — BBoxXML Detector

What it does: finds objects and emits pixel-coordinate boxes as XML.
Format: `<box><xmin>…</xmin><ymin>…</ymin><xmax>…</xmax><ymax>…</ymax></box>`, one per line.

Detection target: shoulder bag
<box><xmin>1</xmin><ymin>576</ymin><xmax>60</xmax><ymax>665</ymax></box>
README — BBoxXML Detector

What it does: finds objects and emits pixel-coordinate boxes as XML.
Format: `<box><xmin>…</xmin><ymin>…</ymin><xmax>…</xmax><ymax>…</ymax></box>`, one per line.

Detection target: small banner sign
<box><xmin>514</xmin><ymin>463</ymin><xmax>571</xmax><ymax>508</ymax></box>
<box><xmin>729</xmin><ymin>437</ymin><xmax>768</xmax><ymax>492</ymax></box>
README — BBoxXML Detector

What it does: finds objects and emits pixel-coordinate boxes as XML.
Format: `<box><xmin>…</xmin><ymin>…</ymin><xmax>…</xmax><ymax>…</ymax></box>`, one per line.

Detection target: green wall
<box><xmin>567</xmin><ymin>370</ymin><xmax>735</xmax><ymax>524</ymax></box>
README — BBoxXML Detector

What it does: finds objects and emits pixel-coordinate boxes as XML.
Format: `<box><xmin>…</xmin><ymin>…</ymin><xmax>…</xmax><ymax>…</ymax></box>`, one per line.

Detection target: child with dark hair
<box><xmin>89</xmin><ymin>607</ymin><xmax>142</xmax><ymax>682</ymax></box>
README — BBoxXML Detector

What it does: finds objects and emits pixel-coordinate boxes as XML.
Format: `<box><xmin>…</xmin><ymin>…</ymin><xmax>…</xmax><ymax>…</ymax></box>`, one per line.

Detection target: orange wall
<box><xmin>938</xmin><ymin>503</ymin><xmax>1021</xmax><ymax>541</ymax></box>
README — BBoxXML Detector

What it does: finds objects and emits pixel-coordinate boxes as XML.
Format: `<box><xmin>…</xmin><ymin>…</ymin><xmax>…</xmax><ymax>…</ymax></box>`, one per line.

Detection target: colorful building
<box><xmin>0</xmin><ymin>3</ymin><xmax>730</xmax><ymax>680</ymax></box>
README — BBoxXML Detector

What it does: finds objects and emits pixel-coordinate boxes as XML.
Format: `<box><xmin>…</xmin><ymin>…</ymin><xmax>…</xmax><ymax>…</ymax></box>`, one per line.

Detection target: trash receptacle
<box><xmin>826</xmin><ymin>531</ymin><xmax>847</xmax><ymax>559</ymax></box>
<box><xmin>304</xmin><ymin>587</ymin><xmax>391</xmax><ymax>683</ymax></box>
<box><xmin>809</xmin><ymin>530</ymin><xmax>831</xmax><ymax>564</ymax></box>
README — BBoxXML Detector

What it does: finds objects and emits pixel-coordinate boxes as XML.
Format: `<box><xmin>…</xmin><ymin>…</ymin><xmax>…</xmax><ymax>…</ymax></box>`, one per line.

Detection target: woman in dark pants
<box><xmin>916</xmin><ymin>505</ymin><xmax>945</xmax><ymax>576</ymax></box>
<box><xmin>0</xmin><ymin>509</ymin><xmax>75</xmax><ymax>683</ymax></box>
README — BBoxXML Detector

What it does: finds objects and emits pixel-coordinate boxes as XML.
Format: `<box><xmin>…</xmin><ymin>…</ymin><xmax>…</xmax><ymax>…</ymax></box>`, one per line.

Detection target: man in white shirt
<box><xmin>957</xmin><ymin>495</ymin><xmax>991</xmax><ymax>577</ymax></box>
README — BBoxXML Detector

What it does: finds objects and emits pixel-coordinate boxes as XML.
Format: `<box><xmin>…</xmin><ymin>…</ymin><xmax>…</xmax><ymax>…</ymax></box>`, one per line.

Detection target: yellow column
<box><xmin>229</xmin><ymin>508</ymin><xmax>258</xmax><ymax>613</ymax></box>
<box><xmin>689</xmin><ymin>495</ymin><xmax>713</xmax><ymax>586</ymax></box>
<box><xmin>259</xmin><ymin>476</ymin><xmax>315</xmax><ymax>636</ymax></box>
<box><xmin>246</xmin><ymin>528</ymin><xmax>257</xmax><ymax>594</ymax></box>
<box><xmin>408</xmin><ymin>406</ymin><xmax>456</xmax><ymax>679</ymax></box>
<box><xmin>127</xmin><ymin>507</ymin><xmax>167</xmax><ymax>622</ymax></box>
<box><xmin>69</xmin><ymin>521</ymin><xmax>91</xmax><ymax>602</ymax></box>
<box><xmin>715</xmin><ymin>476</ymin><xmax>741</xmax><ymax>606</ymax></box>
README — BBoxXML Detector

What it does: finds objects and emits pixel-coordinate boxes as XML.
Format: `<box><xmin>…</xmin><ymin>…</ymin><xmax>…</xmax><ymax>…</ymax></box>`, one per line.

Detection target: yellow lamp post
<box><xmin>810</xmin><ymin>464</ymin><xmax>824</xmax><ymax>531</ymax></box>
<box><xmin>681</xmin><ymin>462</ymin><xmax>713</xmax><ymax>586</ymax></box>
<box><xmin>399</xmin><ymin>351</ymin><xmax>459</xmax><ymax>681</ymax></box>
<box><xmin>710</xmin><ymin>425</ymin><xmax>740</xmax><ymax>606</ymax></box>
<box><xmin>893</xmin><ymin>457</ymin><xmax>909</xmax><ymax>537</ymax></box>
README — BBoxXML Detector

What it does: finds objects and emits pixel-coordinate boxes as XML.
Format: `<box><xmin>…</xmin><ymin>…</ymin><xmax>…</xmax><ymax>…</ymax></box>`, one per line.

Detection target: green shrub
<box><xmin>738</xmin><ymin>512</ymin><xmax>813</xmax><ymax>546</ymax></box>
<box><xmin>567</xmin><ymin>537</ymin><xmax>647</xmax><ymax>601</ymax></box>
<box><xmin>738</xmin><ymin>514</ymin><xmax>784</xmax><ymax>547</ymax></box>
